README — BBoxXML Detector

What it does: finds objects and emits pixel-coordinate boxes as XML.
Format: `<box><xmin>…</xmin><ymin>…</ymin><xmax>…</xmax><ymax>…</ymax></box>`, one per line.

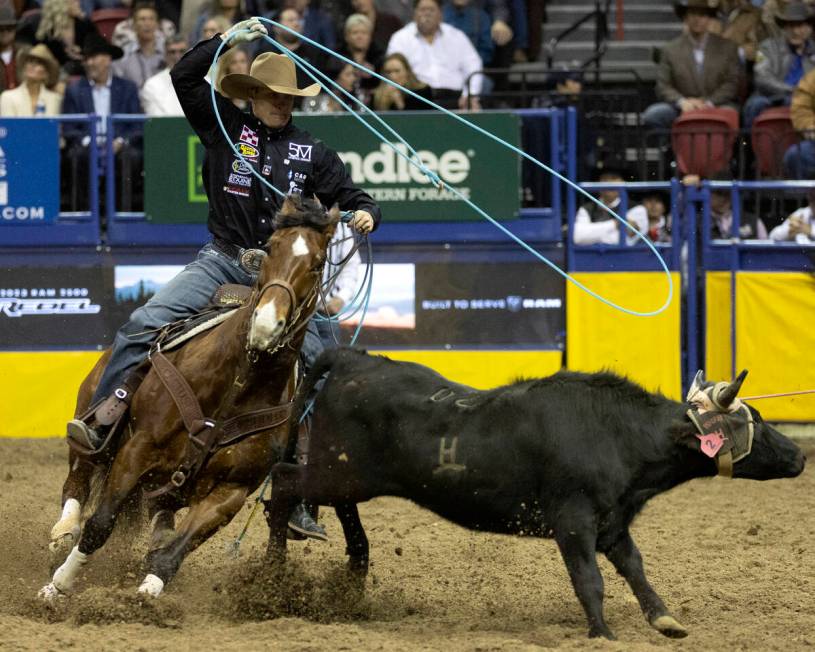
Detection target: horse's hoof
<box><xmin>37</xmin><ymin>582</ymin><xmax>65</xmax><ymax>602</ymax></box>
<box><xmin>651</xmin><ymin>615</ymin><xmax>688</xmax><ymax>638</ymax></box>
<box><xmin>137</xmin><ymin>574</ymin><xmax>164</xmax><ymax>598</ymax></box>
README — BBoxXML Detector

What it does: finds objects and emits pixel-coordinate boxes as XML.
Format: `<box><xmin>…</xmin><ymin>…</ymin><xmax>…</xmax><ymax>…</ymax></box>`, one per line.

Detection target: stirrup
<box><xmin>66</xmin><ymin>419</ymin><xmax>103</xmax><ymax>450</ymax></box>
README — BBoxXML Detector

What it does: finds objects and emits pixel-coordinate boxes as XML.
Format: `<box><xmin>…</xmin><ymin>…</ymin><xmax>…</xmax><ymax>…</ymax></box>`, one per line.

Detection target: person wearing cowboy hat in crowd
<box><xmin>60</xmin><ymin>32</ymin><xmax>142</xmax><ymax>211</ymax></box>
<box><xmin>66</xmin><ymin>18</ymin><xmax>381</xmax><ymax>541</ymax></box>
<box><xmin>743</xmin><ymin>1</ymin><xmax>815</xmax><ymax>127</ymax></box>
<box><xmin>643</xmin><ymin>0</ymin><xmax>741</xmax><ymax>131</ymax></box>
<box><xmin>0</xmin><ymin>44</ymin><xmax>62</xmax><ymax>115</ymax></box>
<box><xmin>0</xmin><ymin>3</ymin><xmax>19</xmax><ymax>93</ymax></box>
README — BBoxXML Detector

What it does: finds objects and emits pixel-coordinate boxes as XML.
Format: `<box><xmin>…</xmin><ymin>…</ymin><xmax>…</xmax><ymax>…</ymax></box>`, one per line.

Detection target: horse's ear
<box><xmin>325</xmin><ymin>204</ymin><xmax>340</xmax><ymax>241</ymax></box>
<box><xmin>280</xmin><ymin>193</ymin><xmax>302</xmax><ymax>217</ymax></box>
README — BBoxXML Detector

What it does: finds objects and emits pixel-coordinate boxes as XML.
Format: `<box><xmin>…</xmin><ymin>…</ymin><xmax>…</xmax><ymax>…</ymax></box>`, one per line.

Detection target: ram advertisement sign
<box><xmin>144</xmin><ymin>113</ymin><xmax>521</xmax><ymax>223</ymax></box>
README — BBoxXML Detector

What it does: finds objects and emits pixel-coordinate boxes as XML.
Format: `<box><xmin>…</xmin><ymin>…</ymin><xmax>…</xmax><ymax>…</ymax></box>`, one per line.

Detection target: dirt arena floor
<box><xmin>1</xmin><ymin>435</ymin><xmax>814</xmax><ymax>652</ymax></box>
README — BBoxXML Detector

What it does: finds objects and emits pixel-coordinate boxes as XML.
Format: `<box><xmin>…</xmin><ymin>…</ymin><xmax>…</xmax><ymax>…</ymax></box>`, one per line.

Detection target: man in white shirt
<box><xmin>112</xmin><ymin>2</ymin><xmax>165</xmax><ymax>89</ymax></box>
<box><xmin>572</xmin><ymin>170</ymin><xmax>649</xmax><ymax>245</ymax></box>
<box><xmin>141</xmin><ymin>35</ymin><xmax>189</xmax><ymax>116</ymax></box>
<box><xmin>316</xmin><ymin>220</ymin><xmax>362</xmax><ymax>345</ymax></box>
<box><xmin>386</xmin><ymin>0</ymin><xmax>483</xmax><ymax>109</ymax></box>
<box><xmin>770</xmin><ymin>190</ymin><xmax>815</xmax><ymax>242</ymax></box>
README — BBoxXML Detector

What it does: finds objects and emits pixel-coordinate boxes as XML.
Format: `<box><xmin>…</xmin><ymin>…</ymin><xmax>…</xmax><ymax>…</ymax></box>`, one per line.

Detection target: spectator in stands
<box><xmin>536</xmin><ymin>64</ymin><xmax>582</xmax><ymax>108</ymax></box>
<box><xmin>283</xmin><ymin>0</ymin><xmax>337</xmax><ymax>51</ymax></box>
<box><xmin>637</xmin><ymin>191</ymin><xmax>671</xmax><ymax>243</ymax></box>
<box><xmin>351</xmin><ymin>0</ymin><xmax>402</xmax><ymax>52</ymax></box>
<box><xmin>0</xmin><ymin>4</ymin><xmax>19</xmax><ymax>93</ymax></box>
<box><xmin>301</xmin><ymin>61</ymin><xmax>362</xmax><ymax>111</ymax></box>
<box><xmin>719</xmin><ymin>0</ymin><xmax>771</xmax><ymax>62</ymax></box>
<box><xmin>386</xmin><ymin>0</ymin><xmax>482</xmax><ymax>110</ymax></box>
<box><xmin>769</xmin><ymin>189</ymin><xmax>815</xmax><ymax>240</ymax></box>
<box><xmin>112</xmin><ymin>0</ymin><xmax>177</xmax><ymax>54</ymax></box>
<box><xmin>709</xmin><ymin>180</ymin><xmax>768</xmax><ymax>238</ymax></box>
<box><xmin>336</xmin><ymin>13</ymin><xmax>383</xmax><ymax>99</ymax></box>
<box><xmin>0</xmin><ymin>43</ymin><xmax>61</xmax><ymax>115</ymax></box>
<box><xmin>252</xmin><ymin>7</ymin><xmax>326</xmax><ymax>94</ymax></box>
<box><xmin>442</xmin><ymin>0</ymin><xmax>493</xmax><ymax>65</ymax></box>
<box><xmin>17</xmin><ymin>0</ymin><xmax>102</xmax><ymax>77</ymax></box>
<box><xmin>140</xmin><ymin>33</ymin><xmax>187</xmax><ymax>115</ymax></box>
<box><xmin>573</xmin><ymin>169</ymin><xmax>649</xmax><ymax>245</ymax></box>
<box><xmin>112</xmin><ymin>1</ymin><xmax>164</xmax><ymax>87</ymax></box>
<box><xmin>378</xmin><ymin>0</ymin><xmax>413</xmax><ymax>25</ymax></box>
<box><xmin>62</xmin><ymin>32</ymin><xmax>141</xmax><ymax>150</ymax></box>
<box><xmin>744</xmin><ymin>1</ymin><xmax>815</xmax><ymax>127</ymax></box>
<box><xmin>213</xmin><ymin>41</ymin><xmax>249</xmax><ymax>109</ymax></box>
<box><xmin>643</xmin><ymin>0</ymin><xmax>740</xmax><ymax>131</ymax></box>
<box><xmin>201</xmin><ymin>15</ymin><xmax>230</xmax><ymax>41</ymax></box>
<box><xmin>190</xmin><ymin>0</ymin><xmax>247</xmax><ymax>45</ymax></box>
<box><xmin>785</xmin><ymin>66</ymin><xmax>815</xmax><ymax>175</ymax></box>
<box><xmin>371</xmin><ymin>51</ymin><xmax>433</xmax><ymax>110</ymax></box>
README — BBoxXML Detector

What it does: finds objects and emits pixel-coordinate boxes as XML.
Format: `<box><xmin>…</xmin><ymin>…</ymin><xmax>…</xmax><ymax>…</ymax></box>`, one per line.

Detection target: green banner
<box><xmin>144</xmin><ymin>112</ymin><xmax>521</xmax><ymax>224</ymax></box>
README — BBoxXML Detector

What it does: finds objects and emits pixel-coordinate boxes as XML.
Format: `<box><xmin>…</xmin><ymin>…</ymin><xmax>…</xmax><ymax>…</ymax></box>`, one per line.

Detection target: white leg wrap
<box><xmin>50</xmin><ymin>498</ymin><xmax>81</xmax><ymax>543</ymax></box>
<box><xmin>52</xmin><ymin>545</ymin><xmax>88</xmax><ymax>594</ymax></box>
<box><xmin>137</xmin><ymin>574</ymin><xmax>164</xmax><ymax>597</ymax></box>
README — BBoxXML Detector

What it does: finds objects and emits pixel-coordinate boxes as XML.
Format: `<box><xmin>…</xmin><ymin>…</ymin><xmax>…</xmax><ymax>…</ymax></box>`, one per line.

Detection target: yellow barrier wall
<box><xmin>0</xmin><ymin>351</ymin><xmax>103</xmax><ymax>438</ymax></box>
<box><xmin>566</xmin><ymin>272</ymin><xmax>682</xmax><ymax>399</ymax></box>
<box><xmin>0</xmin><ymin>349</ymin><xmax>562</xmax><ymax>437</ymax></box>
<box><xmin>707</xmin><ymin>271</ymin><xmax>815</xmax><ymax>421</ymax></box>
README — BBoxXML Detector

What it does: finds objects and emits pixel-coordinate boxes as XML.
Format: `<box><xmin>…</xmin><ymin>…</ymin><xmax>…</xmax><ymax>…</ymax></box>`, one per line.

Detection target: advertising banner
<box><xmin>144</xmin><ymin>113</ymin><xmax>521</xmax><ymax>224</ymax></box>
<box><xmin>0</xmin><ymin>267</ymin><xmax>115</xmax><ymax>347</ymax></box>
<box><xmin>0</xmin><ymin>119</ymin><xmax>60</xmax><ymax>225</ymax></box>
<box><xmin>343</xmin><ymin>262</ymin><xmax>564</xmax><ymax>349</ymax></box>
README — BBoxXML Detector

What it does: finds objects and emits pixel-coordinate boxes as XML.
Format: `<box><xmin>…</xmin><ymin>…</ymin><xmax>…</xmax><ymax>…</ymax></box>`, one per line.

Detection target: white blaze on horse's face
<box><xmin>248</xmin><ymin>232</ymin><xmax>316</xmax><ymax>352</ymax></box>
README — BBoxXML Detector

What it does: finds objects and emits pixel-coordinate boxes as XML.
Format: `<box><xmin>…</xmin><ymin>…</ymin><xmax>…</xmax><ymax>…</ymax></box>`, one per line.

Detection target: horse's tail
<box><xmin>284</xmin><ymin>348</ymin><xmax>342</xmax><ymax>463</ymax></box>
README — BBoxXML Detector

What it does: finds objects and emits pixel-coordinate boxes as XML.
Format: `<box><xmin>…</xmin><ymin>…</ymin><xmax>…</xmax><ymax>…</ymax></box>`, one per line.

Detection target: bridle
<box><xmin>245</xmin><ymin>269</ymin><xmax>323</xmax><ymax>362</ymax></box>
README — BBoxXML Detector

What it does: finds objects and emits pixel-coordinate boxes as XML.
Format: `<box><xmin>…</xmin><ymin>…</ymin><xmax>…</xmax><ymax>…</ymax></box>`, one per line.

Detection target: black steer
<box><xmin>265</xmin><ymin>348</ymin><xmax>806</xmax><ymax>639</ymax></box>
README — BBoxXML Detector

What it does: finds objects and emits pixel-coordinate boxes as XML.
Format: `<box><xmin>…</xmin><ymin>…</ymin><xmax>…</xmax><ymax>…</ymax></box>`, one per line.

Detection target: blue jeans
<box><xmin>743</xmin><ymin>93</ymin><xmax>790</xmax><ymax>128</ymax></box>
<box><xmin>92</xmin><ymin>243</ymin><xmax>255</xmax><ymax>403</ymax></box>
<box><xmin>784</xmin><ymin>140</ymin><xmax>815</xmax><ymax>178</ymax></box>
<box><xmin>643</xmin><ymin>102</ymin><xmax>679</xmax><ymax>131</ymax></box>
<box><xmin>93</xmin><ymin>242</ymin><xmax>326</xmax><ymax>403</ymax></box>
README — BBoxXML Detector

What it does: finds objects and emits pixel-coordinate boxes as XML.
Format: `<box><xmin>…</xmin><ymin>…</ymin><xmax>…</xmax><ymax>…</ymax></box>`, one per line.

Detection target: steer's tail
<box><xmin>284</xmin><ymin>348</ymin><xmax>342</xmax><ymax>463</ymax></box>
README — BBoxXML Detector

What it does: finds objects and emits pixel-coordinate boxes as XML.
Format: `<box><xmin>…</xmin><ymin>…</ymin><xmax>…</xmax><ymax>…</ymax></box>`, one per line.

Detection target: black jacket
<box><xmin>171</xmin><ymin>36</ymin><xmax>381</xmax><ymax>250</ymax></box>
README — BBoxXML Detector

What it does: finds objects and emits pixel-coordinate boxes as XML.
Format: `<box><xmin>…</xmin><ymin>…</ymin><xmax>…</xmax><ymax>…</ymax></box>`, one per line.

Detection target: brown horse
<box><xmin>39</xmin><ymin>194</ymin><xmax>338</xmax><ymax>600</ymax></box>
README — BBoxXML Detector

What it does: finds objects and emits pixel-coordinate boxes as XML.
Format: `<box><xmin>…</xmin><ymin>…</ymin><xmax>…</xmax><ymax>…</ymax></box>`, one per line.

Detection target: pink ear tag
<box><xmin>696</xmin><ymin>431</ymin><xmax>726</xmax><ymax>458</ymax></box>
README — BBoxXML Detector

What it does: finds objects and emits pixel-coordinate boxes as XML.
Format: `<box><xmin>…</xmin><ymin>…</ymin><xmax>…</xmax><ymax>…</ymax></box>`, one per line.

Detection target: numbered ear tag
<box><xmin>696</xmin><ymin>431</ymin><xmax>727</xmax><ymax>458</ymax></box>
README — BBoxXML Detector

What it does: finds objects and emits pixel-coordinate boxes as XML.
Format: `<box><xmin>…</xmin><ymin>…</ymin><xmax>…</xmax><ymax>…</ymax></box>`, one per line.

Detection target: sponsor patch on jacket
<box><xmin>240</xmin><ymin>125</ymin><xmax>259</xmax><ymax>147</ymax></box>
<box><xmin>262</xmin><ymin>164</ymin><xmax>272</xmax><ymax>176</ymax></box>
<box><xmin>288</xmin><ymin>142</ymin><xmax>312</xmax><ymax>162</ymax></box>
<box><xmin>225</xmin><ymin>183</ymin><xmax>250</xmax><ymax>197</ymax></box>
<box><xmin>228</xmin><ymin>173</ymin><xmax>251</xmax><ymax>187</ymax></box>
<box><xmin>235</xmin><ymin>142</ymin><xmax>259</xmax><ymax>160</ymax></box>
<box><xmin>232</xmin><ymin>159</ymin><xmax>253</xmax><ymax>175</ymax></box>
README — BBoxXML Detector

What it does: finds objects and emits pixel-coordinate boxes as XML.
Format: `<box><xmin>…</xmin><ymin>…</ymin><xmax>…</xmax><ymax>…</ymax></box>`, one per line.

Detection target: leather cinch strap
<box><xmin>151</xmin><ymin>351</ymin><xmax>212</xmax><ymax>439</ymax></box>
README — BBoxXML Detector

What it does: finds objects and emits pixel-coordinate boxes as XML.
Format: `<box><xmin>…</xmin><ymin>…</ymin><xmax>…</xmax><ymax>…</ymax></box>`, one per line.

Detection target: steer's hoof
<box><xmin>37</xmin><ymin>582</ymin><xmax>65</xmax><ymax>602</ymax></box>
<box><xmin>651</xmin><ymin>614</ymin><xmax>688</xmax><ymax>638</ymax></box>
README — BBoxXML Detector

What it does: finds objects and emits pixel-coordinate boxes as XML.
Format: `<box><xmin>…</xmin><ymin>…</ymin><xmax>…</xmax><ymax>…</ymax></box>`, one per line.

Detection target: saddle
<box><xmin>68</xmin><ymin>283</ymin><xmax>292</xmax><ymax>494</ymax></box>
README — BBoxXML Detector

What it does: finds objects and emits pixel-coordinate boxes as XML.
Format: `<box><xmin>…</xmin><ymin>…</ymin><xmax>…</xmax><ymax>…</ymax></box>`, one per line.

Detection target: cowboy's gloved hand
<box><xmin>352</xmin><ymin>210</ymin><xmax>374</xmax><ymax>234</ymax></box>
<box><xmin>221</xmin><ymin>18</ymin><xmax>268</xmax><ymax>45</ymax></box>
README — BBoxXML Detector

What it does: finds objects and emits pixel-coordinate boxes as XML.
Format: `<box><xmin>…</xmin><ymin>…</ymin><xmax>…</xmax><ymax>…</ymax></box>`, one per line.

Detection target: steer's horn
<box><xmin>686</xmin><ymin>369</ymin><xmax>706</xmax><ymax>402</ymax></box>
<box><xmin>713</xmin><ymin>369</ymin><xmax>748</xmax><ymax>410</ymax></box>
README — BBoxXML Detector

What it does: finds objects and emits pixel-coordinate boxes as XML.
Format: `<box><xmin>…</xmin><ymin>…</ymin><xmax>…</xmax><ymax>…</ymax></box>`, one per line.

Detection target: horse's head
<box><xmin>248</xmin><ymin>194</ymin><xmax>339</xmax><ymax>353</ymax></box>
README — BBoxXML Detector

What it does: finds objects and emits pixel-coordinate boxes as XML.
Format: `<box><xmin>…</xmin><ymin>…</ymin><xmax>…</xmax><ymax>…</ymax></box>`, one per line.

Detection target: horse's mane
<box><xmin>272</xmin><ymin>194</ymin><xmax>338</xmax><ymax>233</ymax></box>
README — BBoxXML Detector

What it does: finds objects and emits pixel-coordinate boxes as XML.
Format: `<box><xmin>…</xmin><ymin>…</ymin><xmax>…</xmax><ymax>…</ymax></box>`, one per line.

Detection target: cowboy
<box><xmin>66</xmin><ymin>18</ymin><xmax>381</xmax><ymax>540</ymax></box>
<box><xmin>643</xmin><ymin>0</ymin><xmax>741</xmax><ymax>131</ymax></box>
<box><xmin>744</xmin><ymin>1</ymin><xmax>815</xmax><ymax>127</ymax></box>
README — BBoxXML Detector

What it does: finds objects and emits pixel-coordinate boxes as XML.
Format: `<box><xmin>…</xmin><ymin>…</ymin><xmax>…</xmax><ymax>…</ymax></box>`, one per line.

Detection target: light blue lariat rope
<box><xmin>211</xmin><ymin>21</ymin><xmax>674</xmax><ymax>317</ymax></box>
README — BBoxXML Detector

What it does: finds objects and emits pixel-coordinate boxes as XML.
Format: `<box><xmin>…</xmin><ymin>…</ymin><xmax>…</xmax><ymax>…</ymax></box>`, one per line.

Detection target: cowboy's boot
<box><xmin>287</xmin><ymin>501</ymin><xmax>327</xmax><ymax>542</ymax></box>
<box><xmin>66</xmin><ymin>386</ymin><xmax>132</xmax><ymax>451</ymax></box>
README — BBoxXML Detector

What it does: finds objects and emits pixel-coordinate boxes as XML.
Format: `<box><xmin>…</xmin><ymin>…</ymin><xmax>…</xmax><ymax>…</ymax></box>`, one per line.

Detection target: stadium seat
<box><xmin>91</xmin><ymin>8</ymin><xmax>130</xmax><ymax>42</ymax></box>
<box><xmin>671</xmin><ymin>107</ymin><xmax>739</xmax><ymax>178</ymax></box>
<box><xmin>751</xmin><ymin>106</ymin><xmax>799</xmax><ymax>178</ymax></box>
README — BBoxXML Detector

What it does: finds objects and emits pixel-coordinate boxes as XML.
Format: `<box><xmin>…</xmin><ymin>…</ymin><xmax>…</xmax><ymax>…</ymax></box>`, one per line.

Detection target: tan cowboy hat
<box><xmin>21</xmin><ymin>44</ymin><xmax>60</xmax><ymax>88</ymax></box>
<box><xmin>219</xmin><ymin>52</ymin><xmax>321</xmax><ymax>100</ymax></box>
